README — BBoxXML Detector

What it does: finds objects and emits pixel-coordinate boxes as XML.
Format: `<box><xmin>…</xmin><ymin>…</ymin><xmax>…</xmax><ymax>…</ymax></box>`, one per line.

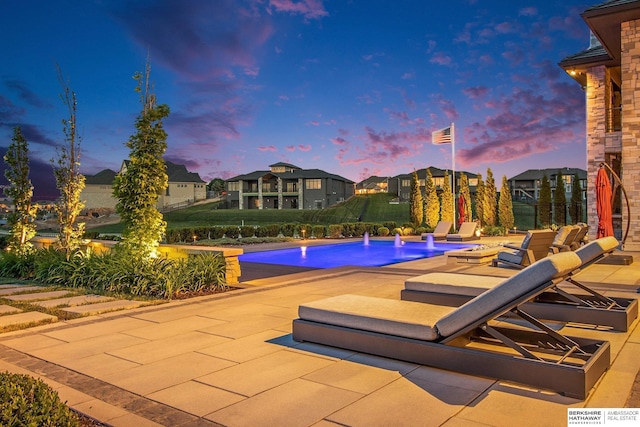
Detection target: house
<box><xmin>559</xmin><ymin>0</ymin><xmax>640</xmax><ymax>249</ymax></box>
<box><xmin>225</xmin><ymin>162</ymin><xmax>354</xmax><ymax>209</ymax></box>
<box><xmin>508</xmin><ymin>168</ymin><xmax>587</xmax><ymax>203</ymax></box>
<box><xmin>355</xmin><ymin>176</ymin><xmax>388</xmax><ymax>195</ymax></box>
<box><xmin>82</xmin><ymin>160</ymin><xmax>206</xmax><ymax>211</ymax></box>
<box><xmin>387</xmin><ymin>167</ymin><xmax>478</xmax><ymax>202</ymax></box>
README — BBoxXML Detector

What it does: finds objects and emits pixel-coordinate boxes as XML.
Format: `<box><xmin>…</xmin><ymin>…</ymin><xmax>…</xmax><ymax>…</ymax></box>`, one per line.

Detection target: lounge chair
<box><xmin>402</xmin><ymin>236</ymin><xmax>638</xmax><ymax>331</ymax></box>
<box><xmin>570</xmin><ymin>223</ymin><xmax>590</xmax><ymax>250</ymax></box>
<box><xmin>420</xmin><ymin>221</ymin><xmax>452</xmax><ymax>241</ymax></box>
<box><xmin>551</xmin><ymin>225</ymin><xmax>580</xmax><ymax>253</ymax></box>
<box><xmin>293</xmin><ymin>252</ymin><xmax>610</xmax><ymax>399</ymax></box>
<box><xmin>492</xmin><ymin>229</ymin><xmax>556</xmax><ymax>268</ymax></box>
<box><xmin>445</xmin><ymin>221</ymin><xmax>476</xmax><ymax>241</ymax></box>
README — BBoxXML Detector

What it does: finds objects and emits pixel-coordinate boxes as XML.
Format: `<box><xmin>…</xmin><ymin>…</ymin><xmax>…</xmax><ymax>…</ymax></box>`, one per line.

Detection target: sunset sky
<box><xmin>1</xmin><ymin>0</ymin><xmax>593</xmax><ymax>200</ymax></box>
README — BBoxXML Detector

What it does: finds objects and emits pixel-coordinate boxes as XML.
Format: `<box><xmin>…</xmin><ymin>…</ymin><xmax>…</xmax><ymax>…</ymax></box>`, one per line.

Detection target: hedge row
<box><xmin>166</xmin><ymin>221</ymin><xmax>431</xmax><ymax>243</ymax></box>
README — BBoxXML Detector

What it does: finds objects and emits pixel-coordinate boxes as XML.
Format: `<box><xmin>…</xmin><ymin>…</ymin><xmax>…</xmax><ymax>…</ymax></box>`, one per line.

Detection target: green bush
<box><xmin>482</xmin><ymin>225</ymin><xmax>506</xmax><ymax>236</ymax></box>
<box><xmin>209</xmin><ymin>226</ymin><xmax>225</xmax><ymax>239</ymax></box>
<box><xmin>255</xmin><ymin>224</ymin><xmax>280</xmax><ymax>237</ymax></box>
<box><xmin>0</xmin><ymin>371</ymin><xmax>79</xmax><ymax>426</ymax></box>
<box><xmin>383</xmin><ymin>221</ymin><xmax>397</xmax><ymax>230</ymax></box>
<box><xmin>280</xmin><ymin>223</ymin><xmax>296</xmax><ymax>237</ymax></box>
<box><xmin>224</xmin><ymin>226</ymin><xmax>240</xmax><ymax>239</ymax></box>
<box><xmin>239</xmin><ymin>226</ymin><xmax>255</xmax><ymax>238</ymax></box>
<box><xmin>311</xmin><ymin>225</ymin><xmax>326</xmax><ymax>238</ymax></box>
<box><xmin>403</xmin><ymin>226</ymin><xmax>414</xmax><ymax>236</ymax></box>
<box><xmin>415</xmin><ymin>226</ymin><xmax>427</xmax><ymax>235</ymax></box>
<box><xmin>296</xmin><ymin>223</ymin><xmax>311</xmax><ymax>238</ymax></box>
<box><xmin>328</xmin><ymin>224</ymin><xmax>343</xmax><ymax>238</ymax></box>
<box><xmin>377</xmin><ymin>226</ymin><xmax>390</xmax><ymax>236</ymax></box>
<box><xmin>391</xmin><ymin>227</ymin><xmax>402</xmax><ymax>236</ymax></box>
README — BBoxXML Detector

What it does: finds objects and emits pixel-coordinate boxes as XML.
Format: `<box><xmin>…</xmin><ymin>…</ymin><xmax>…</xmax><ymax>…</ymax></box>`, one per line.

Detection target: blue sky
<box><xmin>1</xmin><ymin>0</ymin><xmax>592</xmax><ymax>200</ymax></box>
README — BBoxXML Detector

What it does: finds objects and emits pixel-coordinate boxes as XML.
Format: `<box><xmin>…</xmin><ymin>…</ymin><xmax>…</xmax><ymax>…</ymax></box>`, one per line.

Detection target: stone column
<box><xmin>298</xmin><ymin>178</ymin><xmax>304</xmax><ymax>209</ymax></box>
<box><xmin>585</xmin><ymin>66</ymin><xmax>606</xmax><ymax>241</ymax></box>
<box><xmin>621</xmin><ymin>19</ymin><xmax>640</xmax><ymax>250</ymax></box>
<box><xmin>238</xmin><ymin>179</ymin><xmax>244</xmax><ymax>210</ymax></box>
<box><xmin>258</xmin><ymin>177</ymin><xmax>263</xmax><ymax>209</ymax></box>
<box><xmin>277</xmin><ymin>177</ymin><xmax>283</xmax><ymax>209</ymax></box>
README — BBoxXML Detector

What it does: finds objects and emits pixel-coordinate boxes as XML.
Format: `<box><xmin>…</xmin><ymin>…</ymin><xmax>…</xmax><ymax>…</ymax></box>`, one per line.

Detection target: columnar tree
<box><xmin>424</xmin><ymin>169</ymin><xmax>440</xmax><ymax>228</ymax></box>
<box><xmin>538</xmin><ymin>174</ymin><xmax>552</xmax><ymax>227</ymax></box>
<box><xmin>475</xmin><ymin>173</ymin><xmax>485</xmax><ymax>227</ymax></box>
<box><xmin>569</xmin><ymin>174</ymin><xmax>582</xmax><ymax>223</ymax></box>
<box><xmin>554</xmin><ymin>170</ymin><xmax>567</xmax><ymax>225</ymax></box>
<box><xmin>458</xmin><ymin>173</ymin><xmax>472</xmax><ymax>223</ymax></box>
<box><xmin>498</xmin><ymin>175</ymin><xmax>514</xmax><ymax>230</ymax></box>
<box><xmin>483</xmin><ymin>168</ymin><xmax>497</xmax><ymax>226</ymax></box>
<box><xmin>3</xmin><ymin>127</ymin><xmax>38</xmax><ymax>255</ymax></box>
<box><xmin>113</xmin><ymin>61</ymin><xmax>169</xmax><ymax>259</ymax></box>
<box><xmin>409</xmin><ymin>170</ymin><xmax>423</xmax><ymax>227</ymax></box>
<box><xmin>440</xmin><ymin>171</ymin><xmax>453</xmax><ymax>224</ymax></box>
<box><xmin>52</xmin><ymin>68</ymin><xmax>85</xmax><ymax>259</ymax></box>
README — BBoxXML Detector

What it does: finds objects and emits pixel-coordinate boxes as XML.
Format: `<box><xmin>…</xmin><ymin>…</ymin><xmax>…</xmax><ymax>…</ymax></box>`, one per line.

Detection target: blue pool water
<box><xmin>239</xmin><ymin>240</ymin><xmax>475</xmax><ymax>268</ymax></box>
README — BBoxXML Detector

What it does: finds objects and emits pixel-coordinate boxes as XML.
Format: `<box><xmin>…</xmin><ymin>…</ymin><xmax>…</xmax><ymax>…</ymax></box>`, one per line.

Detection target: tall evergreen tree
<box><xmin>3</xmin><ymin>127</ymin><xmax>38</xmax><ymax>255</ymax></box>
<box><xmin>409</xmin><ymin>170</ymin><xmax>423</xmax><ymax>227</ymax></box>
<box><xmin>424</xmin><ymin>169</ymin><xmax>440</xmax><ymax>228</ymax></box>
<box><xmin>538</xmin><ymin>174</ymin><xmax>552</xmax><ymax>227</ymax></box>
<box><xmin>440</xmin><ymin>171</ymin><xmax>454</xmax><ymax>225</ymax></box>
<box><xmin>498</xmin><ymin>175</ymin><xmax>514</xmax><ymax>230</ymax></box>
<box><xmin>458</xmin><ymin>173</ymin><xmax>472</xmax><ymax>224</ymax></box>
<box><xmin>475</xmin><ymin>173</ymin><xmax>485</xmax><ymax>226</ymax></box>
<box><xmin>52</xmin><ymin>67</ymin><xmax>85</xmax><ymax>259</ymax></box>
<box><xmin>554</xmin><ymin>170</ymin><xmax>567</xmax><ymax>225</ymax></box>
<box><xmin>483</xmin><ymin>168</ymin><xmax>497</xmax><ymax>226</ymax></box>
<box><xmin>113</xmin><ymin>60</ymin><xmax>169</xmax><ymax>259</ymax></box>
<box><xmin>569</xmin><ymin>174</ymin><xmax>583</xmax><ymax>223</ymax></box>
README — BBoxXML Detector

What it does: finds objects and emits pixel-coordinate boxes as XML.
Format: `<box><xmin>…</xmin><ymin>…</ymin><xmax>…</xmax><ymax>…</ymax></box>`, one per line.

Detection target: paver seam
<box><xmin>0</xmin><ymin>343</ymin><xmax>223</xmax><ymax>427</ymax></box>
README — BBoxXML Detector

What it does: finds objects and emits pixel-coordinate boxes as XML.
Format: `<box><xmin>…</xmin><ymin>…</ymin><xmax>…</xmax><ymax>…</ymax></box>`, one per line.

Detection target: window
<box><xmin>286</xmin><ymin>182</ymin><xmax>297</xmax><ymax>192</ymax></box>
<box><xmin>401</xmin><ymin>179</ymin><xmax>411</xmax><ymax>187</ymax></box>
<box><xmin>468</xmin><ymin>178</ymin><xmax>478</xmax><ymax>186</ymax></box>
<box><xmin>433</xmin><ymin>177</ymin><xmax>444</xmax><ymax>187</ymax></box>
<box><xmin>306</xmin><ymin>179</ymin><xmax>322</xmax><ymax>189</ymax></box>
<box><xmin>227</xmin><ymin>181</ymin><xmax>239</xmax><ymax>191</ymax></box>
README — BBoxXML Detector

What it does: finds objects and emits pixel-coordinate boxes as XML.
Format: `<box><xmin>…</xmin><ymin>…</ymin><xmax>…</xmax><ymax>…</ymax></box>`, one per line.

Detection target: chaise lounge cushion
<box><xmin>405</xmin><ymin>272</ymin><xmax>502</xmax><ymax>297</ymax></box>
<box><xmin>574</xmin><ymin>236</ymin><xmax>618</xmax><ymax>265</ymax></box>
<box><xmin>435</xmin><ymin>251</ymin><xmax>581</xmax><ymax>337</ymax></box>
<box><xmin>298</xmin><ymin>295</ymin><xmax>455</xmax><ymax>341</ymax></box>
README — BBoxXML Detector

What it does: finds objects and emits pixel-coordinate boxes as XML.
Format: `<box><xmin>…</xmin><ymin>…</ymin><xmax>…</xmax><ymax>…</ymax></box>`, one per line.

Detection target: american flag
<box><xmin>432</xmin><ymin>126</ymin><xmax>452</xmax><ymax>144</ymax></box>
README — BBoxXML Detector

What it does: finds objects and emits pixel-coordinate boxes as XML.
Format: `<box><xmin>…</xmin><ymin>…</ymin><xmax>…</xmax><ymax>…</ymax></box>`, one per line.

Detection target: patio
<box><xmin>0</xmin><ymin>235</ymin><xmax>638</xmax><ymax>426</ymax></box>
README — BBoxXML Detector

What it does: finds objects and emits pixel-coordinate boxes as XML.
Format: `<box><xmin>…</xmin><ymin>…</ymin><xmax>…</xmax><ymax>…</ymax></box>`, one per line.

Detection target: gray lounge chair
<box><xmin>492</xmin><ymin>229</ymin><xmax>557</xmax><ymax>268</ymax></box>
<box><xmin>551</xmin><ymin>225</ymin><xmax>580</xmax><ymax>253</ymax></box>
<box><xmin>293</xmin><ymin>252</ymin><xmax>610</xmax><ymax>399</ymax></box>
<box><xmin>402</xmin><ymin>237</ymin><xmax>637</xmax><ymax>331</ymax></box>
<box><xmin>446</xmin><ymin>221</ymin><xmax>477</xmax><ymax>241</ymax></box>
<box><xmin>421</xmin><ymin>221</ymin><xmax>452</xmax><ymax>241</ymax></box>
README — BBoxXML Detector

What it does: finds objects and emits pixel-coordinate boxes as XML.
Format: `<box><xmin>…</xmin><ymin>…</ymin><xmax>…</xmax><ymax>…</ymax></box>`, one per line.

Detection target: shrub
<box><xmin>391</xmin><ymin>227</ymin><xmax>403</xmax><ymax>236</ymax></box>
<box><xmin>415</xmin><ymin>227</ymin><xmax>427</xmax><ymax>235</ymax></box>
<box><xmin>377</xmin><ymin>226</ymin><xmax>390</xmax><ymax>236</ymax></box>
<box><xmin>209</xmin><ymin>226</ymin><xmax>225</xmax><ymax>239</ymax></box>
<box><xmin>280</xmin><ymin>223</ymin><xmax>296</xmax><ymax>237</ymax></box>
<box><xmin>311</xmin><ymin>225</ymin><xmax>326</xmax><ymax>238</ymax></box>
<box><xmin>328</xmin><ymin>224</ymin><xmax>343</xmax><ymax>238</ymax></box>
<box><xmin>403</xmin><ymin>226</ymin><xmax>414</xmax><ymax>236</ymax></box>
<box><xmin>239</xmin><ymin>225</ymin><xmax>255</xmax><ymax>238</ymax></box>
<box><xmin>224</xmin><ymin>226</ymin><xmax>240</xmax><ymax>239</ymax></box>
<box><xmin>383</xmin><ymin>221</ymin><xmax>397</xmax><ymax>230</ymax></box>
<box><xmin>341</xmin><ymin>222</ymin><xmax>356</xmax><ymax>237</ymax></box>
<box><xmin>482</xmin><ymin>225</ymin><xmax>506</xmax><ymax>236</ymax></box>
<box><xmin>296</xmin><ymin>223</ymin><xmax>311</xmax><ymax>238</ymax></box>
<box><xmin>352</xmin><ymin>222</ymin><xmax>367</xmax><ymax>237</ymax></box>
<box><xmin>0</xmin><ymin>371</ymin><xmax>79</xmax><ymax>426</ymax></box>
<box><xmin>255</xmin><ymin>224</ymin><xmax>279</xmax><ymax>237</ymax></box>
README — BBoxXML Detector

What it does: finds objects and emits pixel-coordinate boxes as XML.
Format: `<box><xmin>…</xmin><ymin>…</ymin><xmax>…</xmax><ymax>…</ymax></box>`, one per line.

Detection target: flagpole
<box><xmin>451</xmin><ymin>122</ymin><xmax>456</xmax><ymax>231</ymax></box>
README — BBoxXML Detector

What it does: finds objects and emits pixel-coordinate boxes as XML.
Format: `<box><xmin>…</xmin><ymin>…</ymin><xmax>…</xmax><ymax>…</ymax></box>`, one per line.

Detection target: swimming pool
<box><xmin>239</xmin><ymin>240</ymin><xmax>475</xmax><ymax>268</ymax></box>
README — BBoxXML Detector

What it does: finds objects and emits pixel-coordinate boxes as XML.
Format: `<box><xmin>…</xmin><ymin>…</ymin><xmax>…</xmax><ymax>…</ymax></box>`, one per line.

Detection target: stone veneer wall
<box><xmin>621</xmin><ymin>19</ymin><xmax>640</xmax><ymax>250</ymax></box>
<box><xmin>585</xmin><ymin>66</ymin><xmax>607</xmax><ymax>242</ymax></box>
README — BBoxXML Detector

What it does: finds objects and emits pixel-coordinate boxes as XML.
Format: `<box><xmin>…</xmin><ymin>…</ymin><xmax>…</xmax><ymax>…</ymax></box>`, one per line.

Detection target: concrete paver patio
<box><xmin>0</xmin><ymin>236</ymin><xmax>639</xmax><ymax>426</ymax></box>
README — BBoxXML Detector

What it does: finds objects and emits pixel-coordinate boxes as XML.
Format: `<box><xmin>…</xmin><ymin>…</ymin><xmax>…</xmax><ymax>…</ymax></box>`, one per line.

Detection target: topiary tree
<box><xmin>440</xmin><ymin>170</ymin><xmax>454</xmax><ymax>225</ymax></box>
<box><xmin>113</xmin><ymin>60</ymin><xmax>169</xmax><ymax>259</ymax></box>
<box><xmin>52</xmin><ymin>67</ymin><xmax>85</xmax><ymax>260</ymax></box>
<box><xmin>569</xmin><ymin>174</ymin><xmax>583</xmax><ymax>223</ymax></box>
<box><xmin>483</xmin><ymin>168</ymin><xmax>497</xmax><ymax>226</ymax></box>
<box><xmin>458</xmin><ymin>172</ymin><xmax>472</xmax><ymax>224</ymax></box>
<box><xmin>498</xmin><ymin>175</ymin><xmax>514</xmax><ymax>230</ymax></box>
<box><xmin>554</xmin><ymin>169</ymin><xmax>567</xmax><ymax>225</ymax></box>
<box><xmin>409</xmin><ymin>170</ymin><xmax>423</xmax><ymax>227</ymax></box>
<box><xmin>475</xmin><ymin>172</ymin><xmax>485</xmax><ymax>226</ymax></box>
<box><xmin>538</xmin><ymin>174</ymin><xmax>552</xmax><ymax>227</ymax></box>
<box><xmin>423</xmin><ymin>169</ymin><xmax>440</xmax><ymax>228</ymax></box>
<box><xmin>3</xmin><ymin>127</ymin><xmax>38</xmax><ymax>255</ymax></box>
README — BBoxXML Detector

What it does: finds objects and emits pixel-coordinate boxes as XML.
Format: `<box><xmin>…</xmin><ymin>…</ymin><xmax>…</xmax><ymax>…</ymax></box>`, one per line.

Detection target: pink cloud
<box><xmin>519</xmin><ymin>7</ymin><xmax>537</xmax><ymax>17</ymax></box>
<box><xmin>429</xmin><ymin>52</ymin><xmax>452</xmax><ymax>66</ymax></box>
<box><xmin>269</xmin><ymin>0</ymin><xmax>329</xmax><ymax>20</ymax></box>
<box><xmin>298</xmin><ymin>144</ymin><xmax>312</xmax><ymax>151</ymax></box>
<box><xmin>258</xmin><ymin>145</ymin><xmax>277</xmax><ymax>151</ymax></box>
<box><xmin>285</xmin><ymin>145</ymin><xmax>296</xmax><ymax>151</ymax></box>
<box><xmin>432</xmin><ymin>94</ymin><xmax>459</xmax><ymax>121</ymax></box>
<box><xmin>463</xmin><ymin>86</ymin><xmax>489</xmax><ymax>99</ymax></box>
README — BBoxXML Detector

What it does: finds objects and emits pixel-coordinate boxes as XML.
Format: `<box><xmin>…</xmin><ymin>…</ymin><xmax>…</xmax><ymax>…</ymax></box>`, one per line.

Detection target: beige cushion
<box><xmin>435</xmin><ymin>251</ymin><xmax>581</xmax><ymax>337</ymax></box>
<box><xmin>298</xmin><ymin>294</ymin><xmax>455</xmax><ymax>341</ymax></box>
<box><xmin>575</xmin><ymin>236</ymin><xmax>618</xmax><ymax>265</ymax></box>
<box><xmin>405</xmin><ymin>272</ymin><xmax>502</xmax><ymax>296</ymax></box>
<box><xmin>553</xmin><ymin>226</ymin><xmax>573</xmax><ymax>246</ymax></box>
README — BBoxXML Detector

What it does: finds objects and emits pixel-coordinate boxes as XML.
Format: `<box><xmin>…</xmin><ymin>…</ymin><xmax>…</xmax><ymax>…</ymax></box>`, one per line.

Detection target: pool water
<box><xmin>239</xmin><ymin>240</ymin><xmax>475</xmax><ymax>268</ymax></box>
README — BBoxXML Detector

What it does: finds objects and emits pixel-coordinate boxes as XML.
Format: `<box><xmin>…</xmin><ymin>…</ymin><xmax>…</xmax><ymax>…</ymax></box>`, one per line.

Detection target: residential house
<box><xmin>225</xmin><ymin>162</ymin><xmax>354</xmax><ymax>209</ymax></box>
<box><xmin>559</xmin><ymin>0</ymin><xmax>640</xmax><ymax>248</ymax></box>
<box><xmin>387</xmin><ymin>167</ymin><xmax>478</xmax><ymax>202</ymax></box>
<box><xmin>355</xmin><ymin>176</ymin><xmax>388</xmax><ymax>194</ymax></box>
<box><xmin>82</xmin><ymin>160</ymin><xmax>206</xmax><ymax>211</ymax></box>
<box><xmin>508</xmin><ymin>168</ymin><xmax>587</xmax><ymax>203</ymax></box>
